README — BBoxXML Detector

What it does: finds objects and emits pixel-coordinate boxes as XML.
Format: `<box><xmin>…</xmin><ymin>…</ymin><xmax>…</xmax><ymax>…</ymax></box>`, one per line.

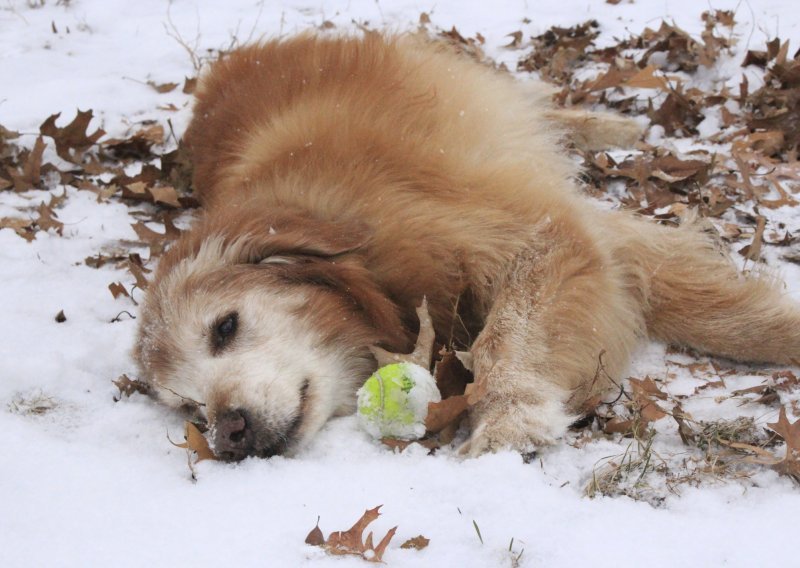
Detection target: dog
<box><xmin>134</xmin><ymin>33</ymin><xmax>800</xmax><ymax>461</ymax></box>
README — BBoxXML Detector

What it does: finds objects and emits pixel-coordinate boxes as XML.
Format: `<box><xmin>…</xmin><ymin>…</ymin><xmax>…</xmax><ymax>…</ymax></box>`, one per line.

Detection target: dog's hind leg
<box><xmin>544</xmin><ymin>108</ymin><xmax>643</xmax><ymax>150</ymax></box>
<box><xmin>614</xmin><ymin>213</ymin><xmax>800</xmax><ymax>365</ymax></box>
<box><xmin>460</xmin><ymin>218</ymin><xmax>644</xmax><ymax>456</ymax></box>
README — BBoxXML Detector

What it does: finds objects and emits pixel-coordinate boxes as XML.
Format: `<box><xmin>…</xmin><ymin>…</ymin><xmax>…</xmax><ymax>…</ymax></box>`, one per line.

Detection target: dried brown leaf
<box><xmin>505</xmin><ymin>31</ymin><xmax>524</xmax><ymax>49</ymax></box>
<box><xmin>108</xmin><ymin>282</ymin><xmax>130</xmax><ymax>299</ymax></box>
<box><xmin>40</xmin><ymin>110</ymin><xmax>105</xmax><ymax>163</ymax></box>
<box><xmin>624</xmin><ymin>65</ymin><xmax>668</xmax><ymax>89</ymax></box>
<box><xmin>433</xmin><ymin>349</ymin><xmax>472</xmax><ymax>398</ymax></box>
<box><xmin>125</xmin><ymin>257</ymin><xmax>151</xmax><ymax>290</ymax></box>
<box><xmin>381</xmin><ymin>437</ymin><xmax>439</xmax><ymax>452</ymax></box>
<box><xmin>767</xmin><ymin>407</ymin><xmax>800</xmax><ymax>481</ymax></box>
<box><xmin>148</xmin><ymin>184</ymin><xmax>182</xmax><ymax>208</ymax></box>
<box><xmin>738</xmin><ymin>215</ymin><xmax>765</xmax><ymax>261</ymax></box>
<box><xmin>305</xmin><ymin>518</ymin><xmax>325</xmax><ymax>546</ymax></box>
<box><xmin>425</xmin><ymin>395</ymin><xmax>468</xmax><ymax>433</ymax></box>
<box><xmin>148</xmin><ymin>80</ymin><xmax>179</xmax><ymax>94</ymax></box>
<box><xmin>36</xmin><ymin>201</ymin><xmax>63</xmax><ymax>235</ymax></box>
<box><xmin>10</xmin><ymin>136</ymin><xmax>46</xmax><ymax>192</ymax></box>
<box><xmin>319</xmin><ymin>506</ymin><xmax>396</xmax><ymax>562</ymax></box>
<box><xmin>182</xmin><ymin>76</ymin><xmax>197</xmax><ymax>94</ymax></box>
<box><xmin>400</xmin><ymin>535</ymin><xmax>430</xmax><ymax>550</ymax></box>
<box><xmin>0</xmin><ymin>217</ymin><xmax>36</xmax><ymax>241</ymax></box>
<box><xmin>629</xmin><ymin>377</ymin><xmax>668</xmax><ymax>422</ymax></box>
<box><xmin>113</xmin><ymin>374</ymin><xmax>150</xmax><ymax>398</ymax></box>
<box><xmin>169</xmin><ymin>421</ymin><xmax>217</xmax><ymax>463</ymax></box>
<box><xmin>104</xmin><ymin>124</ymin><xmax>165</xmax><ymax>160</ymax></box>
<box><xmin>672</xmin><ymin>403</ymin><xmax>697</xmax><ymax>445</ymax></box>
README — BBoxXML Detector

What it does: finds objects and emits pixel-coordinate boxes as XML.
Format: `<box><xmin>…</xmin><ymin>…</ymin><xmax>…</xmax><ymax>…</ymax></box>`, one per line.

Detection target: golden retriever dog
<box><xmin>135</xmin><ymin>33</ymin><xmax>800</xmax><ymax>461</ymax></box>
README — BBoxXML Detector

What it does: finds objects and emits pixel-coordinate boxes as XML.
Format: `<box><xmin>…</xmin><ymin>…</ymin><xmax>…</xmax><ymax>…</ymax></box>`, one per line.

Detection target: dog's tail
<box><xmin>612</xmin><ymin>211</ymin><xmax>800</xmax><ymax>365</ymax></box>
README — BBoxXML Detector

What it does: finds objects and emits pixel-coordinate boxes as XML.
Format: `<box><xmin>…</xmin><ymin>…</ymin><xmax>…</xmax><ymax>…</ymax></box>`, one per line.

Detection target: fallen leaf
<box><xmin>767</xmin><ymin>407</ymin><xmax>800</xmax><ymax>482</ymax></box>
<box><xmin>40</xmin><ymin>109</ymin><xmax>105</xmax><ymax>163</ymax></box>
<box><xmin>108</xmin><ymin>282</ymin><xmax>130</xmax><ymax>299</ymax></box>
<box><xmin>381</xmin><ymin>437</ymin><xmax>439</xmax><ymax>452</ymax></box>
<box><xmin>112</xmin><ymin>374</ymin><xmax>149</xmax><ymax>398</ymax></box>
<box><xmin>305</xmin><ymin>518</ymin><xmax>325</xmax><ymax>546</ymax></box>
<box><xmin>104</xmin><ymin>124</ymin><xmax>165</xmax><ymax>159</ymax></box>
<box><xmin>125</xmin><ymin>256</ymin><xmax>151</xmax><ymax>290</ymax></box>
<box><xmin>425</xmin><ymin>395</ymin><xmax>468</xmax><ymax>433</ymax></box>
<box><xmin>309</xmin><ymin>506</ymin><xmax>398</xmax><ymax>563</ymax></box>
<box><xmin>672</xmin><ymin>403</ymin><xmax>697</xmax><ymax>445</ymax></box>
<box><xmin>738</xmin><ymin>215</ymin><xmax>766</xmax><ymax>261</ymax></box>
<box><xmin>505</xmin><ymin>31</ymin><xmax>524</xmax><ymax>49</ymax></box>
<box><xmin>148</xmin><ymin>184</ymin><xmax>182</xmax><ymax>208</ymax></box>
<box><xmin>10</xmin><ymin>136</ymin><xmax>46</xmax><ymax>192</ymax></box>
<box><xmin>624</xmin><ymin>65</ymin><xmax>668</xmax><ymax>89</ymax></box>
<box><xmin>628</xmin><ymin>377</ymin><xmax>668</xmax><ymax>425</ymax></box>
<box><xmin>400</xmin><ymin>535</ymin><xmax>430</xmax><ymax>550</ymax></box>
<box><xmin>170</xmin><ymin>421</ymin><xmax>217</xmax><ymax>463</ymax></box>
<box><xmin>182</xmin><ymin>76</ymin><xmax>197</xmax><ymax>94</ymax></box>
<box><xmin>148</xmin><ymin>80</ymin><xmax>179</xmax><ymax>94</ymax></box>
<box><xmin>0</xmin><ymin>217</ymin><xmax>36</xmax><ymax>241</ymax></box>
<box><xmin>36</xmin><ymin>201</ymin><xmax>63</xmax><ymax>235</ymax></box>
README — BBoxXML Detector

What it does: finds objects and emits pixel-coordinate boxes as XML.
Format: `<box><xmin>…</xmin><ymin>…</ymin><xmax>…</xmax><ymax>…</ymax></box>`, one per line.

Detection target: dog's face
<box><xmin>135</xmin><ymin>213</ymin><xmax>406</xmax><ymax>461</ymax></box>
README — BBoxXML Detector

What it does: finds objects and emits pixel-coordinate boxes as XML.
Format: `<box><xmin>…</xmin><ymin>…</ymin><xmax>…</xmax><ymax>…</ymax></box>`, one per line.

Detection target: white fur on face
<box><xmin>137</xmin><ymin>240</ymin><xmax>366</xmax><ymax>456</ymax></box>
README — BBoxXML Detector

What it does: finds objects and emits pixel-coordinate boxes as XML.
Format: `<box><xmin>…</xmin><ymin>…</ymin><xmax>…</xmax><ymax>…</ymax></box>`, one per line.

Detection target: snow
<box><xmin>2</xmin><ymin>1</ymin><xmax>800</xmax><ymax>567</ymax></box>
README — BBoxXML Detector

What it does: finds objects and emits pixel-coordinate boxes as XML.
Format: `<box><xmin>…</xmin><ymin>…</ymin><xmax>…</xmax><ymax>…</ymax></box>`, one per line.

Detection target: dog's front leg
<box><xmin>460</xmin><ymin>227</ymin><xmax>640</xmax><ymax>457</ymax></box>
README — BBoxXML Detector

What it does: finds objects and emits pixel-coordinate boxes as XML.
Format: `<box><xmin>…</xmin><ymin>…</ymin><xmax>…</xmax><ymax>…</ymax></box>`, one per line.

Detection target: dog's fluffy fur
<box><xmin>135</xmin><ymin>33</ymin><xmax>800</xmax><ymax>459</ymax></box>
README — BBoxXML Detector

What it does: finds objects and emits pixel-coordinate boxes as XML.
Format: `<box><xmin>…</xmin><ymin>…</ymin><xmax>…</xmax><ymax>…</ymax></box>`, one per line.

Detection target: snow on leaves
<box><xmin>1</xmin><ymin>107</ymin><xmax>194</xmax><ymax>253</ymax></box>
<box><xmin>514</xmin><ymin>11</ymin><xmax>800</xmax><ymax>230</ymax></box>
<box><xmin>305</xmin><ymin>506</ymin><xmax>404</xmax><ymax>563</ymax></box>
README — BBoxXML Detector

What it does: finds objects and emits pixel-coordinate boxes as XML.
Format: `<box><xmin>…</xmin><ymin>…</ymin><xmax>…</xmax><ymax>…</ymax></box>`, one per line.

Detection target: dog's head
<box><xmin>134</xmin><ymin>209</ymin><xmax>407</xmax><ymax>461</ymax></box>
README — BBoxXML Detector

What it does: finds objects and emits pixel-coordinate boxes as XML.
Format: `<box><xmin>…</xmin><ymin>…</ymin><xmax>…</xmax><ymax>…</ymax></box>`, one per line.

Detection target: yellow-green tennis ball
<box><xmin>356</xmin><ymin>362</ymin><xmax>441</xmax><ymax>440</ymax></box>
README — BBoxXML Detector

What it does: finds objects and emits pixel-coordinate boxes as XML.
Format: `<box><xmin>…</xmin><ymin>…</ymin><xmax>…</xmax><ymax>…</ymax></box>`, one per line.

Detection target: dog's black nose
<box><xmin>214</xmin><ymin>408</ymin><xmax>255</xmax><ymax>462</ymax></box>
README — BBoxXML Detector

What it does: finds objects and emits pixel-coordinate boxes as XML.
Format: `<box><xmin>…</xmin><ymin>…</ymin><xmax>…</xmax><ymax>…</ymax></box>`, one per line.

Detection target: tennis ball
<box><xmin>356</xmin><ymin>362</ymin><xmax>441</xmax><ymax>440</ymax></box>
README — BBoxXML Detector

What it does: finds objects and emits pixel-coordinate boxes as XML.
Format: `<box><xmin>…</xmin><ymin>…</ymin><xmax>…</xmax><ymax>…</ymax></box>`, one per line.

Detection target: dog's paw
<box><xmin>458</xmin><ymin>396</ymin><xmax>574</xmax><ymax>458</ymax></box>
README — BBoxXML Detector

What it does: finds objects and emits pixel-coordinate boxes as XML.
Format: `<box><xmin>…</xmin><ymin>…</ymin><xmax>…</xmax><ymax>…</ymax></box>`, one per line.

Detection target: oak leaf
<box><xmin>629</xmin><ymin>377</ymin><xmax>668</xmax><ymax>423</ymax></box>
<box><xmin>36</xmin><ymin>201</ymin><xmax>63</xmax><ymax>235</ymax></box>
<box><xmin>306</xmin><ymin>506</ymin><xmax>397</xmax><ymax>563</ymax></box>
<box><xmin>112</xmin><ymin>374</ymin><xmax>149</xmax><ymax>399</ymax></box>
<box><xmin>40</xmin><ymin>110</ymin><xmax>105</xmax><ymax>163</ymax></box>
<box><xmin>767</xmin><ymin>407</ymin><xmax>800</xmax><ymax>482</ymax></box>
<box><xmin>0</xmin><ymin>217</ymin><xmax>36</xmax><ymax>241</ymax></box>
<box><xmin>10</xmin><ymin>136</ymin><xmax>46</xmax><ymax>191</ymax></box>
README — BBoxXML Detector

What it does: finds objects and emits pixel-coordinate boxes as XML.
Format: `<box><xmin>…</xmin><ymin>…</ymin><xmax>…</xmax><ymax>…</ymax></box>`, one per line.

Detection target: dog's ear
<box><xmin>268</xmin><ymin>257</ymin><xmax>410</xmax><ymax>351</ymax></box>
<box><xmin>233</xmin><ymin>212</ymin><xmax>370</xmax><ymax>265</ymax></box>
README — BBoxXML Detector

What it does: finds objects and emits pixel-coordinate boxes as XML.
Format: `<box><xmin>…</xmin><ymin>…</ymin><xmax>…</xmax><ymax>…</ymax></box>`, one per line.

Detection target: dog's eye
<box><xmin>211</xmin><ymin>311</ymin><xmax>238</xmax><ymax>353</ymax></box>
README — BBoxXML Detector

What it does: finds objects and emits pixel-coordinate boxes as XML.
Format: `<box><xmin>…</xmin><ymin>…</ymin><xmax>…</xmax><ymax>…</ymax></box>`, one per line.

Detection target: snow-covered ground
<box><xmin>2</xmin><ymin>1</ymin><xmax>799</xmax><ymax>566</ymax></box>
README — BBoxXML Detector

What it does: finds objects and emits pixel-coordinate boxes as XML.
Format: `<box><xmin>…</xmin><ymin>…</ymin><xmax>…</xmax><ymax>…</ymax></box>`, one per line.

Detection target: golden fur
<box><xmin>135</xmin><ymin>33</ymin><xmax>800</xmax><ymax>459</ymax></box>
